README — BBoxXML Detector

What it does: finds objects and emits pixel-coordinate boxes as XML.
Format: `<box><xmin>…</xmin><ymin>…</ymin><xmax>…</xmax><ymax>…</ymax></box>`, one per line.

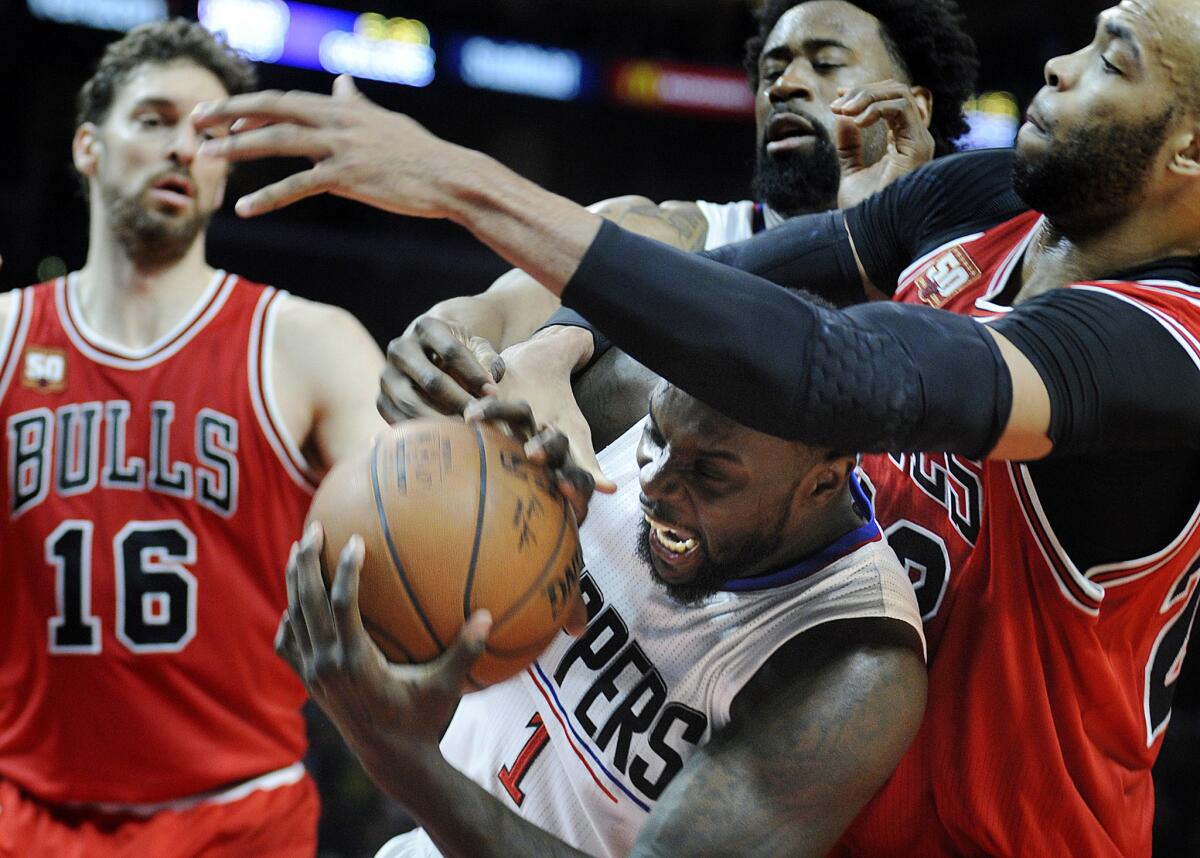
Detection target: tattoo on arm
<box><xmin>602</xmin><ymin>199</ymin><xmax>710</xmax><ymax>252</ymax></box>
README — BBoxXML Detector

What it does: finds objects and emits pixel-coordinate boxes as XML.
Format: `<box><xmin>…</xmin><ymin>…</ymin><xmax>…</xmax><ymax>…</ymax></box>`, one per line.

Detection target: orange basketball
<box><xmin>306</xmin><ymin>418</ymin><xmax>583</xmax><ymax>688</ymax></box>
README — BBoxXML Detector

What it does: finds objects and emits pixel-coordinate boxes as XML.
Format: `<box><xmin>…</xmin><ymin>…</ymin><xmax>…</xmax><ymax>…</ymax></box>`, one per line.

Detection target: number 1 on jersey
<box><xmin>45</xmin><ymin>520</ymin><xmax>198</xmax><ymax>654</ymax></box>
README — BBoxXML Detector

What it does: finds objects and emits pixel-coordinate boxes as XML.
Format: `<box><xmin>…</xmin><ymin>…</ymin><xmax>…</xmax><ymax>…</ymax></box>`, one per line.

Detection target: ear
<box><xmin>1167</xmin><ymin>121</ymin><xmax>1200</xmax><ymax>177</ymax></box>
<box><xmin>908</xmin><ymin>85</ymin><xmax>933</xmax><ymax>129</ymax></box>
<box><xmin>73</xmin><ymin>123</ymin><xmax>101</xmax><ymax>179</ymax></box>
<box><xmin>804</xmin><ymin>454</ymin><xmax>856</xmax><ymax>508</ymax></box>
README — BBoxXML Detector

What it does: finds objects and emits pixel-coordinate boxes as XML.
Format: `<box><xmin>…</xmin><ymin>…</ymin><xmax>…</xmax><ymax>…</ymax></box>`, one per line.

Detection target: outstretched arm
<box><xmin>195</xmin><ymin>80</ymin><xmax>1055</xmax><ymax>460</ymax></box>
<box><xmin>280</xmin><ymin>527</ymin><xmax>924</xmax><ymax>858</ymax></box>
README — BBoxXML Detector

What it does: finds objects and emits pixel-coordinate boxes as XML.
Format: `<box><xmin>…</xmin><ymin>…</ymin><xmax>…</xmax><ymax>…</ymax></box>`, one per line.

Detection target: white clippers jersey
<box><xmin>378</xmin><ymin>420</ymin><xmax>923</xmax><ymax>858</ymax></box>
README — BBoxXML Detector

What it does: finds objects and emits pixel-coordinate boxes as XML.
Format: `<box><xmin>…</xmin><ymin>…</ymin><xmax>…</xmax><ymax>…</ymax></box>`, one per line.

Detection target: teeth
<box><xmin>645</xmin><ymin>514</ymin><xmax>697</xmax><ymax>554</ymax></box>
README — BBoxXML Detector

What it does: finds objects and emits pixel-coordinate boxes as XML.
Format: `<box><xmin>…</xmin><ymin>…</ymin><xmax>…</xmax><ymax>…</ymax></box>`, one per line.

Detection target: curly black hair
<box><xmin>744</xmin><ymin>0</ymin><xmax>979</xmax><ymax>155</ymax></box>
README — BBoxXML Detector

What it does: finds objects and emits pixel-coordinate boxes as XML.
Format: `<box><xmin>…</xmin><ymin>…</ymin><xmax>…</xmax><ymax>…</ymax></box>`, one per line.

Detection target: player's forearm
<box><xmin>356</xmin><ymin>740</ymin><xmax>588</xmax><ymax>858</ymax></box>
<box><xmin>443</xmin><ymin>151</ymin><xmax>602</xmax><ymax>298</ymax></box>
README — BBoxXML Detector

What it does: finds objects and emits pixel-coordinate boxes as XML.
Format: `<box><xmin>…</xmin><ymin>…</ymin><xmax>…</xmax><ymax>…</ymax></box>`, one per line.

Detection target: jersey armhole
<box><xmin>0</xmin><ymin>289</ymin><xmax>31</xmax><ymax>402</ymax></box>
<box><xmin>248</xmin><ymin>288</ymin><xmax>318</xmax><ymax>493</ymax></box>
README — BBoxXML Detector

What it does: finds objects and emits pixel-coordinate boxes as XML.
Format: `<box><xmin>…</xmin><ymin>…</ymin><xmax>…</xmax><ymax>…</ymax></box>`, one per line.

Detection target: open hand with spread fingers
<box><xmin>274</xmin><ymin>523</ymin><xmax>493</xmax><ymax>764</ymax></box>
<box><xmin>194</xmin><ymin>75</ymin><xmax>481</xmax><ymax>220</ymax></box>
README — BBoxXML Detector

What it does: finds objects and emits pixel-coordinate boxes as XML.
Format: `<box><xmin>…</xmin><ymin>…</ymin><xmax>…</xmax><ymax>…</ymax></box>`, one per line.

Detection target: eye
<box><xmin>137</xmin><ymin>114</ymin><xmax>164</xmax><ymax>128</ymax></box>
<box><xmin>694</xmin><ymin>461</ymin><xmax>726</xmax><ymax>482</ymax></box>
<box><xmin>1101</xmin><ymin>55</ymin><xmax>1123</xmax><ymax>75</ymax></box>
<box><xmin>812</xmin><ymin>61</ymin><xmax>844</xmax><ymax>72</ymax></box>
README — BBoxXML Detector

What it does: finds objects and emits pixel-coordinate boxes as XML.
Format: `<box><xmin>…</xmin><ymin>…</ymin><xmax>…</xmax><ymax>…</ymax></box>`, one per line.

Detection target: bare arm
<box><xmin>377</xmin><ymin>197</ymin><xmax>708</xmax><ymax>420</ymax></box>
<box><xmin>278</xmin><ymin>525</ymin><xmax>925</xmax><ymax>858</ymax></box>
<box><xmin>195</xmin><ymin>78</ymin><xmax>1054</xmax><ymax>461</ymax></box>
<box><xmin>271</xmin><ymin>296</ymin><xmax>387</xmax><ymax>475</ymax></box>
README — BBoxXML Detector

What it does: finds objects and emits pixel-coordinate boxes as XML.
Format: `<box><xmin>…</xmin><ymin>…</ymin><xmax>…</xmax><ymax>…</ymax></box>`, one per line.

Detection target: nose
<box><xmin>1043</xmin><ymin>48</ymin><xmax>1081</xmax><ymax>91</ymax></box>
<box><xmin>639</xmin><ymin>453</ymin><xmax>682</xmax><ymax>504</ymax></box>
<box><xmin>168</xmin><ymin>122</ymin><xmax>203</xmax><ymax>165</ymax></box>
<box><xmin>767</xmin><ymin>59</ymin><xmax>816</xmax><ymax>105</ymax></box>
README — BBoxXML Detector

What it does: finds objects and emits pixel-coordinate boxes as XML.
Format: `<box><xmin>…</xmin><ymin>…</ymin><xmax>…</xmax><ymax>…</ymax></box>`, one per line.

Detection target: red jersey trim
<box><xmin>248</xmin><ymin>289</ymin><xmax>317</xmax><ymax>493</ymax></box>
<box><xmin>0</xmin><ymin>288</ymin><xmax>31</xmax><ymax>402</ymax></box>
<box><xmin>57</xmin><ymin>272</ymin><xmax>236</xmax><ymax>370</ymax></box>
<box><xmin>1007</xmin><ymin>463</ymin><xmax>1104</xmax><ymax>616</ymax></box>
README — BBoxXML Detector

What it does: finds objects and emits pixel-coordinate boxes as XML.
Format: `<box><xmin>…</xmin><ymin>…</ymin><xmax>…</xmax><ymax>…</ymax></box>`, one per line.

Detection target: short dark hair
<box><xmin>744</xmin><ymin>0</ymin><xmax>979</xmax><ymax>156</ymax></box>
<box><xmin>76</xmin><ymin>18</ymin><xmax>257</xmax><ymax>128</ymax></box>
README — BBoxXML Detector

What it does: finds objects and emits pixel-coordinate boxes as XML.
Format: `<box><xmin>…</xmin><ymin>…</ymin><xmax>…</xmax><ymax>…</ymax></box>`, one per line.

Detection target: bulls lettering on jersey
<box><xmin>0</xmin><ymin>272</ymin><xmax>314</xmax><ymax>805</ymax></box>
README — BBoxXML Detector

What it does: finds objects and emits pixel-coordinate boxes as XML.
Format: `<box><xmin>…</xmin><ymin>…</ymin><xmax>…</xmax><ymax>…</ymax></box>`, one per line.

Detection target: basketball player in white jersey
<box><xmin>277</xmin><ymin>384</ymin><xmax>926</xmax><ymax>858</ymax></box>
<box><xmin>0</xmin><ymin>21</ymin><xmax>383</xmax><ymax>856</ymax></box>
<box><xmin>377</xmin><ymin>0</ymin><xmax>980</xmax><ymax>448</ymax></box>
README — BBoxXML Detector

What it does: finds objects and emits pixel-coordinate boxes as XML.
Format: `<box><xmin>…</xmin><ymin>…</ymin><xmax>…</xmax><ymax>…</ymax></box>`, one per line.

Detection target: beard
<box><xmin>751</xmin><ymin>118</ymin><xmax>842</xmax><ymax>217</ymax></box>
<box><xmin>634</xmin><ymin>517</ymin><xmax>787</xmax><ymax>607</ymax></box>
<box><xmin>1012</xmin><ymin>106</ymin><xmax>1175</xmax><ymax>240</ymax></box>
<box><xmin>102</xmin><ymin>176</ymin><xmax>210</xmax><ymax>269</ymax></box>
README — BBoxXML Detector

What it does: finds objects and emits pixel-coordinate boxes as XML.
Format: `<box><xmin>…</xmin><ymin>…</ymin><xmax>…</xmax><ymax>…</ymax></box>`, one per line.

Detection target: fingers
<box><xmin>830</xmin><ymin>80</ymin><xmax>913</xmax><ymax>118</ymax></box>
<box><xmin>200</xmin><ymin>124</ymin><xmax>332</xmax><ymax>164</ymax></box>
<box><xmin>562</xmin><ymin>588</ymin><xmax>589</xmax><ymax>637</ymax></box>
<box><xmin>192</xmin><ymin>89</ymin><xmax>332</xmax><ymax>132</ymax></box>
<box><xmin>835</xmin><ymin>114</ymin><xmax>867</xmax><ymax>171</ymax></box>
<box><xmin>285</xmin><ymin>540</ymin><xmax>313</xmax><ymax>659</ymax></box>
<box><xmin>274</xmin><ymin>612</ymin><xmax>304</xmax><ymax>676</ymax></box>
<box><xmin>234</xmin><ymin>169</ymin><xmax>331</xmax><ymax>217</ymax></box>
<box><xmin>413</xmin><ymin>317</ymin><xmax>497</xmax><ymax>393</ymax></box>
<box><xmin>468</xmin><ymin>336</ymin><xmax>505</xmax><ymax>384</ymax></box>
<box><xmin>464</xmin><ymin>396</ymin><xmax>538</xmax><ymax>442</ymax></box>
<box><xmin>328</xmin><ymin>535</ymin><xmax>369</xmax><ymax>646</ymax></box>
<box><xmin>332</xmin><ymin>74</ymin><xmax>360</xmax><ymax>98</ymax></box>
<box><xmin>384</xmin><ymin>328</ymin><xmax>477</xmax><ymax>416</ymax></box>
<box><xmin>294</xmin><ymin>521</ymin><xmax>337</xmax><ymax>648</ymax></box>
<box><xmin>431</xmin><ymin>610</ymin><xmax>492</xmax><ymax>694</ymax></box>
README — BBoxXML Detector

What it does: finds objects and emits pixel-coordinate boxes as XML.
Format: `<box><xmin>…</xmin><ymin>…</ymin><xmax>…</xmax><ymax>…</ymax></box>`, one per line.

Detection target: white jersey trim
<box><xmin>61</xmin><ymin>762</ymin><xmax>306</xmax><ymax>817</ymax></box>
<box><xmin>248</xmin><ymin>289</ymin><xmax>317</xmax><ymax>492</ymax></box>
<box><xmin>57</xmin><ymin>271</ymin><xmax>235</xmax><ymax>370</ymax></box>
<box><xmin>1008</xmin><ymin>463</ymin><xmax>1103</xmax><ymax>616</ymax></box>
<box><xmin>0</xmin><ymin>288</ymin><xmax>31</xmax><ymax>403</ymax></box>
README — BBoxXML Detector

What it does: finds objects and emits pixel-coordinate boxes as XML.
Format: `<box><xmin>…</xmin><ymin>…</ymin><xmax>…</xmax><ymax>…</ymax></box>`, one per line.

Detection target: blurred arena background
<box><xmin>0</xmin><ymin>0</ymin><xmax>1196</xmax><ymax>854</ymax></box>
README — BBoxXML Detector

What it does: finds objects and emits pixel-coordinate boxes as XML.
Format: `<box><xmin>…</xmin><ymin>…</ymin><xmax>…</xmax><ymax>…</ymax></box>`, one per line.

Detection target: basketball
<box><xmin>305</xmin><ymin>418</ymin><xmax>584</xmax><ymax>688</ymax></box>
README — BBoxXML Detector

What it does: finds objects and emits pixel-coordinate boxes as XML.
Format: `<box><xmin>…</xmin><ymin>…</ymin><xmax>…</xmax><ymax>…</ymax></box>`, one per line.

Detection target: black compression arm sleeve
<box><xmin>563</xmin><ymin>220</ymin><xmax>1011</xmax><ymax>457</ymax></box>
<box><xmin>536</xmin><ymin>307</ymin><xmax>613</xmax><ymax>372</ymax></box>
<box><xmin>702</xmin><ymin>210</ymin><xmax>867</xmax><ymax>307</ymax></box>
<box><xmin>991</xmin><ymin>288</ymin><xmax>1200</xmax><ymax>454</ymax></box>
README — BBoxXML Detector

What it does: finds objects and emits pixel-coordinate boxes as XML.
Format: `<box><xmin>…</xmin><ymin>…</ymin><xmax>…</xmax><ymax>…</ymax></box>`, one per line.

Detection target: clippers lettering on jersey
<box><xmin>21</xmin><ymin>347</ymin><xmax>67</xmax><ymax>393</ymax></box>
<box><xmin>546</xmin><ymin>572</ymin><xmax>709</xmax><ymax>804</ymax></box>
<box><xmin>913</xmin><ymin>246</ymin><xmax>982</xmax><ymax>307</ymax></box>
<box><xmin>6</xmin><ymin>402</ymin><xmax>239</xmax><ymax>517</ymax></box>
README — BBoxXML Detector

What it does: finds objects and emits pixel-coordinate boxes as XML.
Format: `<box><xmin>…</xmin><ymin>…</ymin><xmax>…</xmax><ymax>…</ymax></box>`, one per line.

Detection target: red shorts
<box><xmin>0</xmin><ymin>770</ymin><xmax>318</xmax><ymax>858</ymax></box>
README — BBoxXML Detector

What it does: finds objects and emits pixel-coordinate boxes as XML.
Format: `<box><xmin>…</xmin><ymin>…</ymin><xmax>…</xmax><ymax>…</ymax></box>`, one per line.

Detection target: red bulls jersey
<box><xmin>835</xmin><ymin>211</ymin><xmax>1200</xmax><ymax>857</ymax></box>
<box><xmin>0</xmin><ymin>272</ymin><xmax>315</xmax><ymax>804</ymax></box>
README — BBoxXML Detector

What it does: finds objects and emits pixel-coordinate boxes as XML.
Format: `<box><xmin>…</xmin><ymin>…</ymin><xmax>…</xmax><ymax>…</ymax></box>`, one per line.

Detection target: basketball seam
<box><xmin>370</xmin><ymin>435</ymin><xmax>447</xmax><ymax>652</ymax></box>
<box><xmin>462</xmin><ymin>423</ymin><xmax>489</xmax><ymax>620</ymax></box>
<box><xmin>490</xmin><ymin>494</ymin><xmax>573</xmax><ymax>632</ymax></box>
<box><xmin>363</xmin><ymin>615</ymin><xmax>418</xmax><ymax>663</ymax></box>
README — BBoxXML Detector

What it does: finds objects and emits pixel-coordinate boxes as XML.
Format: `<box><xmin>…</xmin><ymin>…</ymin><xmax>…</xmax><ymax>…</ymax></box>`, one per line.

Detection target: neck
<box><xmin>752</xmin><ymin>485</ymin><xmax>869</xmax><ymax>577</ymax></box>
<box><xmin>76</xmin><ymin>215</ymin><xmax>216</xmax><ymax>349</ymax></box>
<box><xmin>1017</xmin><ymin>196</ymin><xmax>1200</xmax><ymax>303</ymax></box>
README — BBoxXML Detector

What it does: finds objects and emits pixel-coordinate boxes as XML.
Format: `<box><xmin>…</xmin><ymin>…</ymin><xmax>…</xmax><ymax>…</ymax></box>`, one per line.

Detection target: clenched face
<box><xmin>634</xmin><ymin>383</ymin><xmax>854</xmax><ymax>605</ymax></box>
<box><xmin>752</xmin><ymin>0</ymin><xmax>908</xmax><ymax>215</ymax></box>
<box><xmin>76</xmin><ymin>61</ymin><xmax>232</xmax><ymax>266</ymax></box>
<box><xmin>1013</xmin><ymin>0</ymin><xmax>1200</xmax><ymax>237</ymax></box>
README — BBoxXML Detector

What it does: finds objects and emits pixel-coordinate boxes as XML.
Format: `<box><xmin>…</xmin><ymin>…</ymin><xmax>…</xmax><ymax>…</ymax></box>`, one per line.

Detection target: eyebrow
<box><xmin>129</xmin><ymin>97</ymin><xmax>180</xmax><ymax>113</ymax></box>
<box><xmin>1099</xmin><ymin>15</ymin><xmax>1143</xmax><ymax>64</ymax></box>
<box><xmin>762</xmin><ymin>38</ymin><xmax>853</xmax><ymax>61</ymax></box>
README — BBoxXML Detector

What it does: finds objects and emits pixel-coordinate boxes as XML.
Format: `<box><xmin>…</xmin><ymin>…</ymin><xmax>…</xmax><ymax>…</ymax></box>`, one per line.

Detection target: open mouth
<box><xmin>149</xmin><ymin>174</ymin><xmax>195</xmax><ymax>206</ymax></box>
<box><xmin>766</xmin><ymin>113</ymin><xmax>818</xmax><ymax>154</ymax></box>
<box><xmin>644</xmin><ymin>513</ymin><xmax>700</xmax><ymax>563</ymax></box>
